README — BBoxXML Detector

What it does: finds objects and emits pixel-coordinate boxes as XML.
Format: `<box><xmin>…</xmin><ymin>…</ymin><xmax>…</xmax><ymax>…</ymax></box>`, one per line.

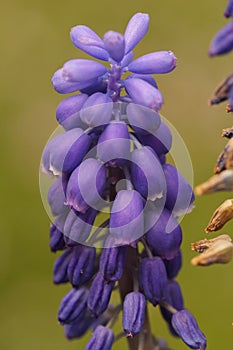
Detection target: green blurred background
<box><xmin>1</xmin><ymin>0</ymin><xmax>232</xmax><ymax>349</ymax></box>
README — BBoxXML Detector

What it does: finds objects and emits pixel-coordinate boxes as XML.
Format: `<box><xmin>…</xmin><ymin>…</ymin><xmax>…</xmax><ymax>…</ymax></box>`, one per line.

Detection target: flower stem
<box><xmin>118</xmin><ymin>247</ymin><xmax>155</xmax><ymax>350</ymax></box>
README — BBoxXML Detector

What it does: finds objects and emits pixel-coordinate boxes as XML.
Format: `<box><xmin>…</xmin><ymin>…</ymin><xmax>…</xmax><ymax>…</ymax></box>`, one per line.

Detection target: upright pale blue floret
<box><xmin>42</xmin><ymin>12</ymin><xmax>205</xmax><ymax>350</ymax></box>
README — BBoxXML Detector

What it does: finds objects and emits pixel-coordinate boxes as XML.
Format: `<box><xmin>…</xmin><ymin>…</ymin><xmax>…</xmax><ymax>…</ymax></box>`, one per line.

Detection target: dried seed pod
<box><xmin>214</xmin><ymin>138</ymin><xmax>233</xmax><ymax>174</ymax></box>
<box><xmin>205</xmin><ymin>199</ymin><xmax>233</xmax><ymax>232</ymax></box>
<box><xmin>191</xmin><ymin>235</ymin><xmax>233</xmax><ymax>266</ymax></box>
<box><xmin>195</xmin><ymin>169</ymin><xmax>233</xmax><ymax>195</ymax></box>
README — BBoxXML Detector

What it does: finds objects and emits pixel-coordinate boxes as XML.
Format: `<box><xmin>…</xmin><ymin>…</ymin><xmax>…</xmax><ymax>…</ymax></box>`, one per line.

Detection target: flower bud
<box><xmin>104</xmin><ymin>31</ymin><xmax>125</xmax><ymax>63</ymax></box>
<box><xmin>53</xmin><ymin>249</ymin><xmax>72</xmax><ymax>284</ymax></box>
<box><xmin>48</xmin><ymin>178</ymin><xmax>66</xmax><ymax>216</ymax></box>
<box><xmin>87</xmin><ymin>272</ymin><xmax>115</xmax><ymax>317</ymax></box>
<box><xmin>52</xmin><ymin>68</ymin><xmax>98</xmax><ymax>94</ymax></box>
<box><xmin>171</xmin><ymin>310</ymin><xmax>207</xmax><ymax>350</ymax></box>
<box><xmin>62</xmin><ymin>59</ymin><xmax>107</xmax><ymax>83</ymax></box>
<box><xmin>97</xmin><ymin>121</ymin><xmax>130</xmax><ymax>167</ymax></box>
<box><xmin>145</xmin><ymin>209</ymin><xmax>182</xmax><ymax>260</ymax></box>
<box><xmin>66</xmin><ymin>158</ymin><xmax>106</xmax><ymax>213</ymax></box>
<box><xmin>64</xmin><ymin>208</ymin><xmax>97</xmax><ymax>245</ymax></box>
<box><xmin>56</xmin><ymin>94</ymin><xmax>88</xmax><ymax>130</ymax></box>
<box><xmin>209</xmin><ymin>21</ymin><xmax>233</xmax><ymax>56</ymax></box>
<box><xmin>122</xmin><ymin>292</ymin><xmax>146</xmax><ymax>337</ymax></box>
<box><xmin>160</xmin><ymin>280</ymin><xmax>184</xmax><ymax>324</ymax></box>
<box><xmin>139</xmin><ymin>257</ymin><xmax>168</xmax><ymax>306</ymax></box>
<box><xmin>163</xmin><ymin>250</ymin><xmax>182</xmax><ymax>279</ymax></box>
<box><xmin>163</xmin><ymin>164</ymin><xmax>194</xmax><ymax>218</ymax></box>
<box><xmin>225</xmin><ymin>0</ymin><xmax>233</xmax><ymax>17</ymax></box>
<box><xmin>130</xmin><ymin>146</ymin><xmax>166</xmax><ymax>201</ymax></box>
<box><xmin>109</xmin><ymin>190</ymin><xmax>144</xmax><ymax>245</ymax></box>
<box><xmin>128</xmin><ymin>51</ymin><xmax>176</xmax><ymax>74</ymax></box>
<box><xmin>64</xmin><ymin>312</ymin><xmax>93</xmax><ymax>339</ymax></box>
<box><xmin>126</xmin><ymin>103</ymin><xmax>161</xmax><ymax>135</ymax></box>
<box><xmin>124</xmin><ymin>78</ymin><xmax>163</xmax><ymax>111</ymax></box>
<box><xmin>42</xmin><ymin>128</ymin><xmax>91</xmax><ymax>176</ymax></box>
<box><xmin>124</xmin><ymin>13</ymin><xmax>149</xmax><ymax>54</ymax></box>
<box><xmin>70</xmin><ymin>25</ymin><xmax>109</xmax><ymax>61</ymax></box>
<box><xmin>99</xmin><ymin>244</ymin><xmax>128</xmax><ymax>281</ymax></box>
<box><xmin>85</xmin><ymin>325</ymin><xmax>114</xmax><ymax>350</ymax></box>
<box><xmin>137</xmin><ymin>122</ymin><xmax>172</xmax><ymax>155</ymax></box>
<box><xmin>49</xmin><ymin>212</ymin><xmax>68</xmax><ymax>252</ymax></box>
<box><xmin>58</xmin><ymin>287</ymin><xmax>89</xmax><ymax>325</ymax></box>
<box><xmin>127</xmin><ymin>73</ymin><xmax>158</xmax><ymax>88</ymax></box>
<box><xmin>68</xmin><ymin>245</ymin><xmax>96</xmax><ymax>287</ymax></box>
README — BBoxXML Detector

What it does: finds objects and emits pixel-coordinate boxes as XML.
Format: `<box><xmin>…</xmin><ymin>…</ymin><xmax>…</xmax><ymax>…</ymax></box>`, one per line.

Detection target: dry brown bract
<box><xmin>191</xmin><ymin>234</ymin><xmax>233</xmax><ymax>266</ymax></box>
<box><xmin>205</xmin><ymin>199</ymin><xmax>233</xmax><ymax>232</ymax></box>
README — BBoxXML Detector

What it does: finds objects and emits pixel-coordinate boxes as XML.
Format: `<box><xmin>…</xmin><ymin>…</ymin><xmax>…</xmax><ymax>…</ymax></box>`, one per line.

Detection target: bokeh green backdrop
<box><xmin>1</xmin><ymin>0</ymin><xmax>232</xmax><ymax>349</ymax></box>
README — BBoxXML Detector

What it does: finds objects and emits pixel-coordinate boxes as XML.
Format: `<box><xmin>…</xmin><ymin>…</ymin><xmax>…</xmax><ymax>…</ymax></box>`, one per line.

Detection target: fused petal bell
<box><xmin>99</xmin><ymin>244</ymin><xmax>128</xmax><ymax>281</ymax></box>
<box><xmin>139</xmin><ymin>257</ymin><xmax>168</xmax><ymax>306</ymax></box>
<box><xmin>58</xmin><ymin>287</ymin><xmax>89</xmax><ymax>325</ymax></box>
<box><xmin>109</xmin><ymin>190</ymin><xmax>144</xmax><ymax>245</ymax></box>
<box><xmin>130</xmin><ymin>146</ymin><xmax>166</xmax><ymax>200</ymax></box>
<box><xmin>42</xmin><ymin>128</ymin><xmax>91</xmax><ymax>176</ymax></box>
<box><xmin>122</xmin><ymin>291</ymin><xmax>146</xmax><ymax>336</ymax></box>
<box><xmin>67</xmin><ymin>245</ymin><xmax>96</xmax><ymax>287</ymax></box>
<box><xmin>145</xmin><ymin>209</ymin><xmax>182</xmax><ymax>260</ymax></box>
<box><xmin>85</xmin><ymin>325</ymin><xmax>114</xmax><ymax>350</ymax></box>
<box><xmin>87</xmin><ymin>272</ymin><xmax>115</xmax><ymax>317</ymax></box>
<box><xmin>56</xmin><ymin>94</ymin><xmax>88</xmax><ymax>130</ymax></box>
<box><xmin>48</xmin><ymin>178</ymin><xmax>66</xmax><ymax>216</ymax></box>
<box><xmin>126</xmin><ymin>103</ymin><xmax>161</xmax><ymax>135</ymax></box>
<box><xmin>163</xmin><ymin>250</ymin><xmax>182</xmax><ymax>279</ymax></box>
<box><xmin>80</xmin><ymin>93</ymin><xmax>113</xmax><ymax>127</ymax></box>
<box><xmin>171</xmin><ymin>310</ymin><xmax>207</xmax><ymax>350</ymax></box>
<box><xmin>97</xmin><ymin>121</ymin><xmax>131</xmax><ymax>167</ymax></box>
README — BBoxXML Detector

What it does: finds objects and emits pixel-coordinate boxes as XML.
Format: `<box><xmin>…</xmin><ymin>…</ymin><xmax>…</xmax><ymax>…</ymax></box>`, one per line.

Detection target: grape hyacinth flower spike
<box><xmin>40</xmin><ymin>12</ymin><xmax>206</xmax><ymax>350</ymax></box>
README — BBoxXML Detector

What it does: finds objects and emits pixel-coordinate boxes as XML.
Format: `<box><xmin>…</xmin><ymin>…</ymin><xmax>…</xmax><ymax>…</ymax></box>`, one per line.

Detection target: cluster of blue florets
<box><xmin>42</xmin><ymin>13</ymin><xmax>206</xmax><ymax>350</ymax></box>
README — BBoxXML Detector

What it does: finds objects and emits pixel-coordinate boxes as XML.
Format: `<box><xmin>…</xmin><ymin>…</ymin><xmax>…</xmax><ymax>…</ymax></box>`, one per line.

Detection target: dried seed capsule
<box><xmin>205</xmin><ymin>199</ymin><xmax>233</xmax><ymax>232</ymax></box>
<box><xmin>191</xmin><ymin>235</ymin><xmax>233</xmax><ymax>266</ymax></box>
<box><xmin>85</xmin><ymin>325</ymin><xmax>114</xmax><ymax>350</ymax></box>
<box><xmin>58</xmin><ymin>287</ymin><xmax>89</xmax><ymax>325</ymax></box>
<box><xmin>122</xmin><ymin>291</ymin><xmax>146</xmax><ymax>337</ymax></box>
<box><xmin>171</xmin><ymin>310</ymin><xmax>207</xmax><ymax>350</ymax></box>
<box><xmin>87</xmin><ymin>272</ymin><xmax>115</xmax><ymax>317</ymax></box>
<box><xmin>139</xmin><ymin>257</ymin><xmax>168</xmax><ymax>306</ymax></box>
